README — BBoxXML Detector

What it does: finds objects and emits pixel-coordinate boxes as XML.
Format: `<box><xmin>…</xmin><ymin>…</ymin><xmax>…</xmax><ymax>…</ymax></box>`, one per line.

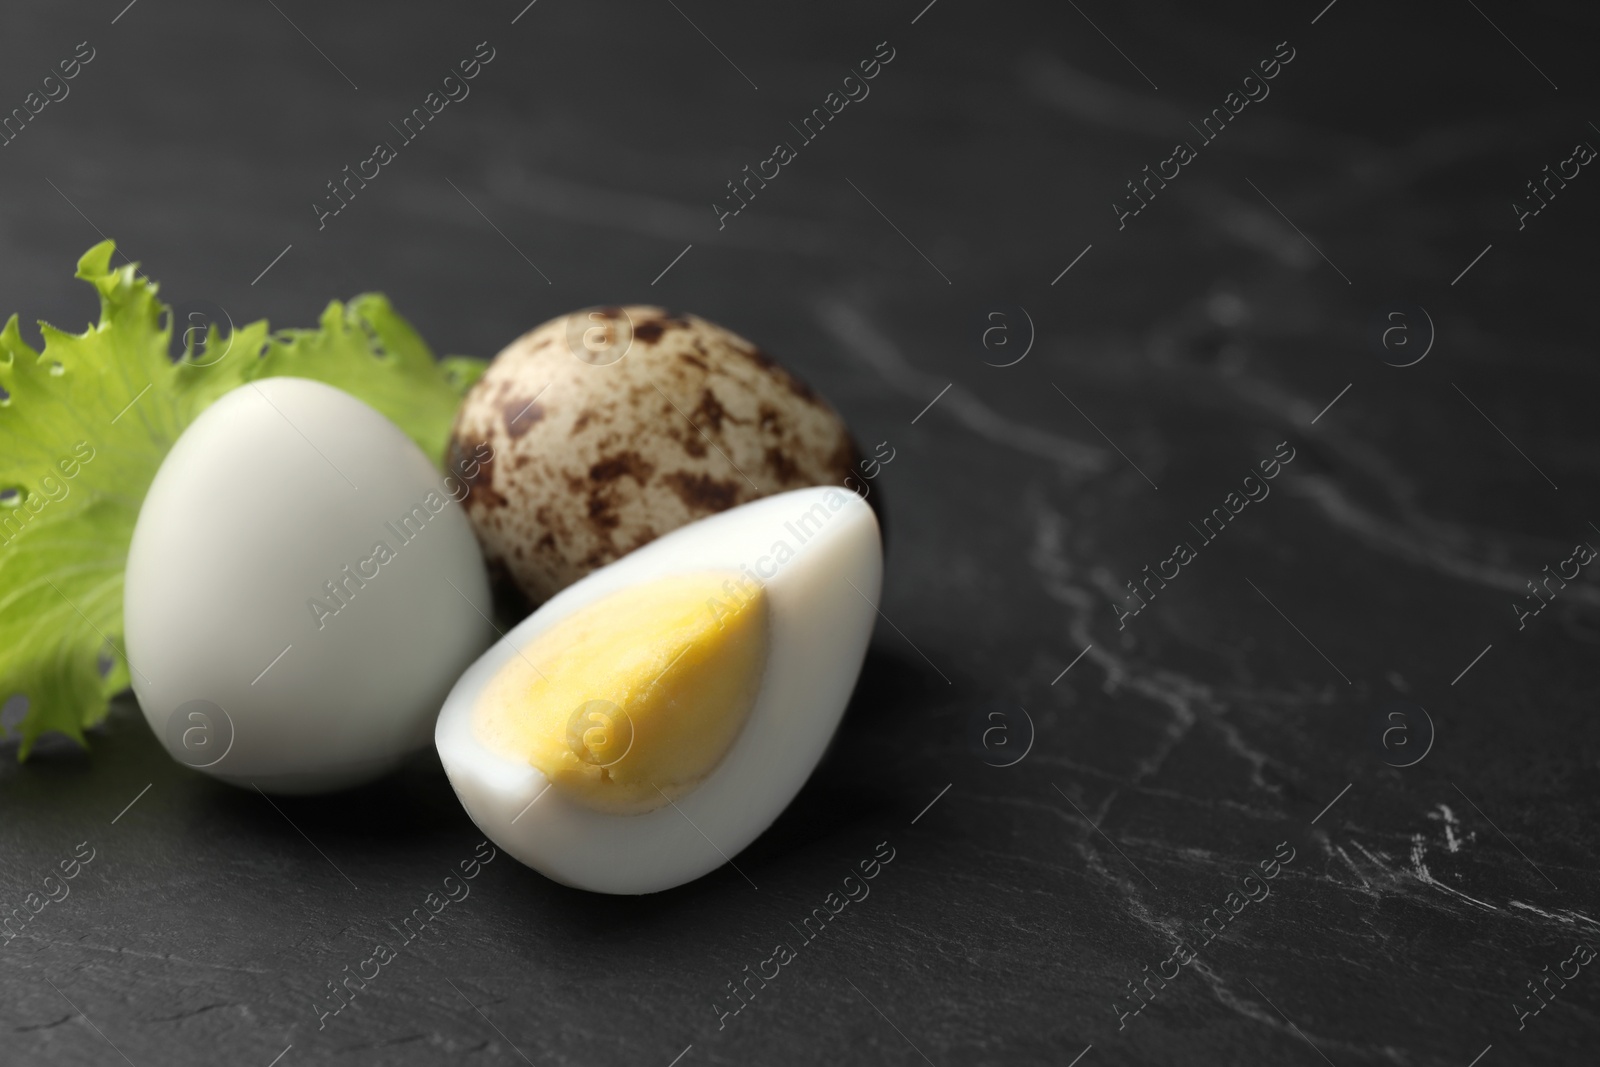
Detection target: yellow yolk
<box><xmin>471</xmin><ymin>572</ymin><xmax>769</xmax><ymax>814</ymax></box>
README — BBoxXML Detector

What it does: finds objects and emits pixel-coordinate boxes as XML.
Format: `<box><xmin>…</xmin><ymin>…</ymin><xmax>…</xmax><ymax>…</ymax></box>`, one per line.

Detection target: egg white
<box><xmin>125</xmin><ymin>377</ymin><xmax>495</xmax><ymax>794</ymax></box>
<box><xmin>434</xmin><ymin>486</ymin><xmax>882</xmax><ymax>894</ymax></box>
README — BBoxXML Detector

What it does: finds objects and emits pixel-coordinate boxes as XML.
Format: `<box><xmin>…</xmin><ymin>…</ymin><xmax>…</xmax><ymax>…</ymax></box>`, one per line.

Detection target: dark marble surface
<box><xmin>3</xmin><ymin>1</ymin><xmax>1599</xmax><ymax>1064</ymax></box>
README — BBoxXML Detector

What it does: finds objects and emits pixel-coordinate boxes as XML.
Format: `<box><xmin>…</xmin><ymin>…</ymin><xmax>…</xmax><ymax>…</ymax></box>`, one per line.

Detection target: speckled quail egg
<box><xmin>434</xmin><ymin>485</ymin><xmax>882</xmax><ymax>894</ymax></box>
<box><xmin>447</xmin><ymin>306</ymin><xmax>865</xmax><ymax>608</ymax></box>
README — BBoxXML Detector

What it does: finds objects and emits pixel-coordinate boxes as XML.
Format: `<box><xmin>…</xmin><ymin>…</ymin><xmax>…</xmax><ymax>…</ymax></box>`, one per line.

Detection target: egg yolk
<box><xmin>472</xmin><ymin>572</ymin><xmax>769</xmax><ymax>814</ymax></box>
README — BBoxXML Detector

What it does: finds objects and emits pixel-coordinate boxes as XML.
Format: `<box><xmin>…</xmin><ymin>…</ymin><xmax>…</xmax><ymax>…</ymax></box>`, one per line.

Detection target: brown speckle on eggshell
<box><xmin>449</xmin><ymin>306</ymin><xmax>863</xmax><ymax>607</ymax></box>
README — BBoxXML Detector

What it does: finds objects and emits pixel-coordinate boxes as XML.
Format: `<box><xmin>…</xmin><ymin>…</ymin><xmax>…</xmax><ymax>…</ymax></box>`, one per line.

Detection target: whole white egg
<box><xmin>125</xmin><ymin>377</ymin><xmax>495</xmax><ymax>793</ymax></box>
<box><xmin>435</xmin><ymin>485</ymin><xmax>882</xmax><ymax>894</ymax></box>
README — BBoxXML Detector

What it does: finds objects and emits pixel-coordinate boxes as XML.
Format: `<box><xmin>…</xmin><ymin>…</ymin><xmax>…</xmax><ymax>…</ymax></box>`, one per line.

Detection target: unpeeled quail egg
<box><xmin>434</xmin><ymin>485</ymin><xmax>882</xmax><ymax>894</ymax></box>
<box><xmin>447</xmin><ymin>306</ymin><xmax>865</xmax><ymax>607</ymax></box>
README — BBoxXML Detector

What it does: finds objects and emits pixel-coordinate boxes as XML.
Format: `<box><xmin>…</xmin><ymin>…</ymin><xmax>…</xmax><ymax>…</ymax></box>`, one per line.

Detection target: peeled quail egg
<box><xmin>434</xmin><ymin>485</ymin><xmax>882</xmax><ymax>894</ymax></box>
<box><xmin>125</xmin><ymin>377</ymin><xmax>495</xmax><ymax>793</ymax></box>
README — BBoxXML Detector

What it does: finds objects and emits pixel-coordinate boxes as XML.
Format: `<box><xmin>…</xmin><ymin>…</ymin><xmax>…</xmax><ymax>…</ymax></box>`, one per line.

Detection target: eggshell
<box><xmin>124</xmin><ymin>377</ymin><xmax>495</xmax><ymax>794</ymax></box>
<box><xmin>447</xmin><ymin>307</ymin><xmax>862</xmax><ymax>607</ymax></box>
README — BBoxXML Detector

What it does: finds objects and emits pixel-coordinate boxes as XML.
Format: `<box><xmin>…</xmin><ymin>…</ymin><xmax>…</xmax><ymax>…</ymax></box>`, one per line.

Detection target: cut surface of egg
<box><xmin>125</xmin><ymin>377</ymin><xmax>495</xmax><ymax>794</ymax></box>
<box><xmin>471</xmin><ymin>572</ymin><xmax>769</xmax><ymax>814</ymax></box>
<box><xmin>436</xmin><ymin>485</ymin><xmax>882</xmax><ymax>894</ymax></box>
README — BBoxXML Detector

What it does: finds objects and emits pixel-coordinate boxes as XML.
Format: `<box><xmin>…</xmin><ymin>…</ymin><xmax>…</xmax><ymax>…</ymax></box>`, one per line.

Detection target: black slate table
<box><xmin>3</xmin><ymin>1</ymin><xmax>1599</xmax><ymax>1064</ymax></box>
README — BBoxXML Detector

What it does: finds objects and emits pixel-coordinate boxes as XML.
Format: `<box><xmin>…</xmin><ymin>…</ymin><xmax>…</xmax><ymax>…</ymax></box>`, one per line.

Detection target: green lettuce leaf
<box><xmin>0</xmin><ymin>241</ymin><xmax>483</xmax><ymax>757</ymax></box>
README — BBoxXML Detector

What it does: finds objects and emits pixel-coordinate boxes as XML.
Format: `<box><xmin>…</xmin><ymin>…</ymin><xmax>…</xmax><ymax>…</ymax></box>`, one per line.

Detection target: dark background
<box><xmin>3</xmin><ymin>0</ymin><xmax>1599</xmax><ymax>1064</ymax></box>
